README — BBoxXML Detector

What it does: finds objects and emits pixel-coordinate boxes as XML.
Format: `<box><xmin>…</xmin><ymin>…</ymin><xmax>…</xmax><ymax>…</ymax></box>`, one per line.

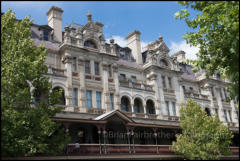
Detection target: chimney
<box><xmin>126</xmin><ymin>30</ymin><xmax>142</xmax><ymax>64</ymax></box>
<box><xmin>46</xmin><ymin>6</ymin><xmax>63</xmax><ymax>43</ymax></box>
<box><xmin>172</xmin><ymin>50</ymin><xmax>186</xmax><ymax>63</ymax></box>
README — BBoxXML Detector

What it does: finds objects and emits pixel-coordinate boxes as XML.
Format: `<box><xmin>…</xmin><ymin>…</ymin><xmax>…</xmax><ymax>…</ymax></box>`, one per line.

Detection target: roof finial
<box><xmin>159</xmin><ymin>33</ymin><xmax>163</xmax><ymax>41</ymax></box>
<box><xmin>87</xmin><ymin>10</ymin><xmax>92</xmax><ymax>22</ymax></box>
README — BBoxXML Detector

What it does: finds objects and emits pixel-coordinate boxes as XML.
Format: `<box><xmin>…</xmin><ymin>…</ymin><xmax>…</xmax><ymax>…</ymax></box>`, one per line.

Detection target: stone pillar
<box><xmin>173</xmin><ymin>76</ymin><xmax>181</xmax><ymax>116</ymax></box>
<box><xmin>150</xmin><ymin>73</ymin><xmax>161</xmax><ymax>119</ymax></box>
<box><xmin>102</xmin><ymin>62</ymin><xmax>109</xmax><ymax>112</ymax></box>
<box><xmin>90</xmin><ymin>60</ymin><xmax>94</xmax><ymax>75</ymax></box>
<box><xmin>215</xmin><ymin>87</ymin><xmax>225</xmax><ymax>122</ymax></box>
<box><xmin>78</xmin><ymin>58</ymin><xmax>86</xmax><ymax>112</ymax></box>
<box><xmin>62</xmin><ymin>53</ymin><xmax>73</xmax><ymax>109</ymax></box>
<box><xmin>158</xmin><ymin>74</ymin><xmax>166</xmax><ymax>119</ymax></box>
<box><xmin>113</xmin><ymin>64</ymin><xmax>120</xmax><ymax>110</ymax></box>
<box><xmin>143</xmin><ymin>102</ymin><xmax>147</xmax><ymax>118</ymax></box>
<box><xmin>230</xmin><ymin>100</ymin><xmax>238</xmax><ymax>125</ymax></box>
<box><xmin>152</xmin><ymin>128</ymin><xmax>158</xmax><ymax>154</ymax></box>
<box><xmin>131</xmin><ymin>103</ymin><xmax>136</xmax><ymax>117</ymax></box>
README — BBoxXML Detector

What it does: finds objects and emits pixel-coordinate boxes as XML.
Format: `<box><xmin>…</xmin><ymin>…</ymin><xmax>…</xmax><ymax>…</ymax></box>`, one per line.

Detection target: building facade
<box><xmin>31</xmin><ymin>6</ymin><xmax>239</xmax><ymax>155</ymax></box>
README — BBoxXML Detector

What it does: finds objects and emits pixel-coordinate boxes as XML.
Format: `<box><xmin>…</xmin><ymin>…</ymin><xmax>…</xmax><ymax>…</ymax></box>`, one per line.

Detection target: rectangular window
<box><xmin>72</xmin><ymin>57</ymin><xmax>77</xmax><ymax>71</ymax></box>
<box><xmin>43</xmin><ymin>31</ymin><xmax>48</xmax><ymax>41</ymax></box>
<box><xmin>73</xmin><ymin>88</ymin><xmax>78</xmax><ymax>106</ymax></box>
<box><xmin>228</xmin><ymin>110</ymin><xmax>232</xmax><ymax>122</ymax></box>
<box><xmin>172</xmin><ymin>102</ymin><xmax>176</xmax><ymax>116</ymax></box>
<box><xmin>94</xmin><ymin>62</ymin><xmax>99</xmax><ymax>75</ymax></box>
<box><xmin>110</xmin><ymin>93</ymin><xmax>114</xmax><ymax>110</ymax></box>
<box><xmin>85</xmin><ymin>60</ymin><xmax>90</xmax><ymax>74</ymax></box>
<box><xmin>220</xmin><ymin>88</ymin><xmax>223</xmax><ymax>99</ymax></box>
<box><xmin>131</xmin><ymin>76</ymin><xmax>137</xmax><ymax>83</ymax></box>
<box><xmin>162</xmin><ymin>76</ymin><xmax>166</xmax><ymax>88</ymax></box>
<box><xmin>215</xmin><ymin>108</ymin><xmax>218</xmax><ymax>116</ymax></box>
<box><xmin>223</xmin><ymin>88</ymin><xmax>227</xmax><ymax>99</ymax></box>
<box><xmin>168</xmin><ymin>77</ymin><xmax>172</xmax><ymax>89</ymax></box>
<box><xmin>182</xmin><ymin>86</ymin><xmax>186</xmax><ymax>92</ymax></box>
<box><xmin>86</xmin><ymin>90</ymin><xmax>92</xmax><ymax>108</ymax></box>
<box><xmin>165</xmin><ymin>101</ymin><xmax>169</xmax><ymax>116</ymax></box>
<box><xmin>119</xmin><ymin>74</ymin><xmax>126</xmax><ymax>81</ymax></box>
<box><xmin>189</xmin><ymin>87</ymin><xmax>193</xmax><ymax>92</ymax></box>
<box><xmin>96</xmin><ymin>92</ymin><xmax>101</xmax><ymax>109</ymax></box>
<box><xmin>211</xmin><ymin>87</ymin><xmax>215</xmax><ymax>97</ymax></box>
<box><xmin>224</xmin><ymin>110</ymin><xmax>228</xmax><ymax>122</ymax></box>
<box><xmin>108</xmin><ymin>65</ymin><xmax>112</xmax><ymax>77</ymax></box>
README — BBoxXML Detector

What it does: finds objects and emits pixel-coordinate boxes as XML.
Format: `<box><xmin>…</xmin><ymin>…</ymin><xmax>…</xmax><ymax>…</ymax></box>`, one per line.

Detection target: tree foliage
<box><xmin>172</xmin><ymin>99</ymin><xmax>233</xmax><ymax>160</ymax></box>
<box><xmin>175</xmin><ymin>1</ymin><xmax>239</xmax><ymax>101</ymax></box>
<box><xmin>1</xmin><ymin>10</ymin><xmax>70</xmax><ymax>157</ymax></box>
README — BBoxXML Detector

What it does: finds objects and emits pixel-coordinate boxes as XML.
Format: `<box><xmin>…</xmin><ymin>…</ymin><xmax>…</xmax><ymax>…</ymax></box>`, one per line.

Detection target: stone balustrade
<box><xmin>52</xmin><ymin>67</ymin><xmax>66</xmax><ymax>76</ymax></box>
<box><xmin>119</xmin><ymin>79</ymin><xmax>153</xmax><ymax>91</ymax></box>
<box><xmin>87</xmin><ymin>108</ymin><xmax>106</xmax><ymax>114</ymax></box>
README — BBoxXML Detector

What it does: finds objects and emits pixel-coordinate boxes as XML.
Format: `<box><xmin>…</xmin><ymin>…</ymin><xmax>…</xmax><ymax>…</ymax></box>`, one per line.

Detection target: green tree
<box><xmin>175</xmin><ymin>1</ymin><xmax>239</xmax><ymax>101</ymax></box>
<box><xmin>1</xmin><ymin>10</ymin><xmax>70</xmax><ymax>157</ymax></box>
<box><xmin>172</xmin><ymin>99</ymin><xmax>233</xmax><ymax>160</ymax></box>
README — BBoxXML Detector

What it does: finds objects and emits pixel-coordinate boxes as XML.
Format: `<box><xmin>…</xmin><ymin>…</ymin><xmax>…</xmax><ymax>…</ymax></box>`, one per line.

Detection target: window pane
<box><xmin>96</xmin><ymin>92</ymin><xmax>101</xmax><ymax>109</ymax></box>
<box><xmin>86</xmin><ymin>90</ymin><xmax>92</xmax><ymax>108</ymax></box>
<box><xmin>165</xmin><ymin>101</ymin><xmax>169</xmax><ymax>116</ymax></box>
<box><xmin>85</xmin><ymin>61</ymin><xmax>90</xmax><ymax>74</ymax></box>
<box><xmin>43</xmin><ymin>31</ymin><xmax>48</xmax><ymax>41</ymax></box>
<box><xmin>172</xmin><ymin>102</ymin><xmax>176</xmax><ymax>116</ymax></box>
<box><xmin>73</xmin><ymin>88</ymin><xmax>78</xmax><ymax>106</ymax></box>
<box><xmin>95</xmin><ymin>62</ymin><xmax>99</xmax><ymax>75</ymax></box>
<box><xmin>168</xmin><ymin>77</ymin><xmax>172</xmax><ymax>89</ymax></box>
<box><xmin>162</xmin><ymin>76</ymin><xmax>166</xmax><ymax>88</ymax></box>
<box><xmin>72</xmin><ymin>57</ymin><xmax>77</xmax><ymax>71</ymax></box>
<box><xmin>224</xmin><ymin>110</ymin><xmax>228</xmax><ymax>122</ymax></box>
<box><xmin>228</xmin><ymin>111</ymin><xmax>232</xmax><ymax>122</ymax></box>
<box><xmin>131</xmin><ymin>76</ymin><xmax>136</xmax><ymax>83</ymax></box>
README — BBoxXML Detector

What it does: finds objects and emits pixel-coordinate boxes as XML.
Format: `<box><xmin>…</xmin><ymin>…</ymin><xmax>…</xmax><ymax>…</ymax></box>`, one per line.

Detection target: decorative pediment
<box><xmin>93</xmin><ymin>109</ymin><xmax>135</xmax><ymax>123</ymax></box>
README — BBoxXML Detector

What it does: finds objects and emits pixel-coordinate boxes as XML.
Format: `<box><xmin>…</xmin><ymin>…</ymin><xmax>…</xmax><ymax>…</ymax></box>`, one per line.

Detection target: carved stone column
<box><xmin>173</xmin><ymin>76</ymin><xmax>181</xmax><ymax>116</ymax></box>
<box><xmin>78</xmin><ymin>58</ymin><xmax>86</xmax><ymax>112</ymax></box>
<box><xmin>62</xmin><ymin>53</ymin><xmax>73</xmax><ymax>109</ymax></box>
<box><xmin>150</xmin><ymin>73</ymin><xmax>161</xmax><ymax>119</ymax></box>
<box><xmin>113</xmin><ymin>64</ymin><xmax>120</xmax><ymax>110</ymax></box>
<box><xmin>215</xmin><ymin>86</ymin><xmax>225</xmax><ymax>122</ymax></box>
<box><xmin>102</xmin><ymin>62</ymin><xmax>109</xmax><ymax>112</ymax></box>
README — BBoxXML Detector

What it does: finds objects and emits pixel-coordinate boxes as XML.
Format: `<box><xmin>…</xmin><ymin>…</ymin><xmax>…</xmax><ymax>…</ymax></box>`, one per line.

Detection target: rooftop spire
<box><xmin>158</xmin><ymin>33</ymin><xmax>163</xmax><ymax>42</ymax></box>
<box><xmin>87</xmin><ymin>10</ymin><xmax>92</xmax><ymax>22</ymax></box>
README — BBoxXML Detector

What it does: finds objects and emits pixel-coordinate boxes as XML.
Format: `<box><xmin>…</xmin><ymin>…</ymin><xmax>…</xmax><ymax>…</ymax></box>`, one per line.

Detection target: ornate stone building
<box><xmin>31</xmin><ymin>6</ymin><xmax>238</xmax><ymax>154</ymax></box>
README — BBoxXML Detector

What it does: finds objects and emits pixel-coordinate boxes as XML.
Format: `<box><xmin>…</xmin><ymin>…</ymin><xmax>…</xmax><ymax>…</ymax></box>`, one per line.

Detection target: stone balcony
<box><xmin>163</xmin><ymin>115</ymin><xmax>179</xmax><ymax>121</ymax></box>
<box><xmin>147</xmin><ymin>114</ymin><xmax>158</xmax><ymax>119</ymax></box>
<box><xmin>119</xmin><ymin>79</ymin><xmax>154</xmax><ymax>91</ymax></box>
<box><xmin>184</xmin><ymin>91</ymin><xmax>209</xmax><ymax>100</ymax></box>
<box><xmin>87</xmin><ymin>108</ymin><xmax>106</xmax><ymax>115</ymax></box>
<box><xmin>85</xmin><ymin>74</ymin><xmax>102</xmax><ymax>81</ymax></box>
<box><xmin>163</xmin><ymin>88</ymin><xmax>175</xmax><ymax>94</ymax></box>
<box><xmin>49</xmin><ymin>67</ymin><xmax>66</xmax><ymax>77</ymax></box>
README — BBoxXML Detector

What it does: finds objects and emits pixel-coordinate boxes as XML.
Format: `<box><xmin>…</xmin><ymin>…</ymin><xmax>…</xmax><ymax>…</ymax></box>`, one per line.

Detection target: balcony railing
<box><xmin>52</xmin><ymin>67</ymin><xmax>66</xmax><ymax>76</ymax></box>
<box><xmin>148</xmin><ymin>114</ymin><xmax>157</xmax><ymax>119</ymax></box>
<box><xmin>119</xmin><ymin>79</ymin><xmax>153</xmax><ymax>91</ymax></box>
<box><xmin>87</xmin><ymin>108</ymin><xmax>106</xmax><ymax>114</ymax></box>
<box><xmin>122</xmin><ymin>111</ymin><xmax>132</xmax><ymax>117</ymax></box>
<box><xmin>163</xmin><ymin>88</ymin><xmax>175</xmax><ymax>94</ymax></box>
<box><xmin>135</xmin><ymin>113</ymin><xmax>145</xmax><ymax>118</ymax></box>
<box><xmin>184</xmin><ymin>91</ymin><xmax>209</xmax><ymax>100</ymax></box>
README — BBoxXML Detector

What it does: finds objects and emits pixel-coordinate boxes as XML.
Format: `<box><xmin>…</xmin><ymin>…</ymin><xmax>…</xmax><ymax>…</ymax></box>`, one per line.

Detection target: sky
<box><xmin>1</xmin><ymin>1</ymin><xmax>200</xmax><ymax>59</ymax></box>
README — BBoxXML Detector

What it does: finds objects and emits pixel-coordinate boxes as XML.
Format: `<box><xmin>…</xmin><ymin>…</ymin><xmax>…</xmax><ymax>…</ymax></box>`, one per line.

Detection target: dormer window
<box><xmin>84</xmin><ymin>40</ymin><xmax>97</xmax><ymax>49</ymax></box>
<box><xmin>160</xmin><ymin>59</ymin><xmax>168</xmax><ymax>67</ymax></box>
<box><xmin>43</xmin><ymin>31</ymin><xmax>49</xmax><ymax>41</ymax></box>
<box><xmin>216</xmin><ymin>73</ymin><xmax>221</xmax><ymax>79</ymax></box>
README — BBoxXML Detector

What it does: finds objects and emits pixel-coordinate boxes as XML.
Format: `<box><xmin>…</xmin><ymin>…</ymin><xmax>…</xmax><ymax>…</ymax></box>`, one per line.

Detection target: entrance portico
<box><xmin>52</xmin><ymin>109</ymin><xmax>181</xmax><ymax>155</ymax></box>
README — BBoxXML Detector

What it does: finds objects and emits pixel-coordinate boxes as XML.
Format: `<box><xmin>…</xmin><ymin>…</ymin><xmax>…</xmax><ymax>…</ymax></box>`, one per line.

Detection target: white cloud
<box><xmin>106</xmin><ymin>35</ymin><xmax>150</xmax><ymax>52</ymax></box>
<box><xmin>169</xmin><ymin>40</ymin><xmax>199</xmax><ymax>60</ymax></box>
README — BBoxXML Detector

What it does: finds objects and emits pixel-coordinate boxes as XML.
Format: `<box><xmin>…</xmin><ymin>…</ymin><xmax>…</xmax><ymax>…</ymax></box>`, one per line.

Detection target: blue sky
<box><xmin>1</xmin><ymin>1</ymin><xmax>200</xmax><ymax>59</ymax></box>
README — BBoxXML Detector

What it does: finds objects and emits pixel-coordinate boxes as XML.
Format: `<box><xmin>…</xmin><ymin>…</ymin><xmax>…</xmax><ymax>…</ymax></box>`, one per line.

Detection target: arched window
<box><xmin>134</xmin><ymin>98</ymin><xmax>143</xmax><ymax>113</ymax></box>
<box><xmin>146</xmin><ymin>100</ymin><xmax>155</xmax><ymax>114</ymax></box>
<box><xmin>205</xmin><ymin>108</ymin><xmax>211</xmax><ymax>116</ymax></box>
<box><xmin>160</xmin><ymin>59</ymin><xmax>168</xmax><ymax>67</ymax></box>
<box><xmin>84</xmin><ymin>40</ymin><xmax>97</xmax><ymax>49</ymax></box>
<box><xmin>121</xmin><ymin>96</ymin><xmax>131</xmax><ymax>112</ymax></box>
<box><xmin>53</xmin><ymin>87</ymin><xmax>65</xmax><ymax>105</ymax></box>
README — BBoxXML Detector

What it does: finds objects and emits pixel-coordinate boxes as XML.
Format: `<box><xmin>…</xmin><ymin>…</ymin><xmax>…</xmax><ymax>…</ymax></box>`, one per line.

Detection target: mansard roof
<box><xmin>117</xmin><ymin>59</ymin><xmax>144</xmax><ymax>70</ymax></box>
<box><xmin>33</xmin><ymin>38</ymin><xmax>59</xmax><ymax>51</ymax></box>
